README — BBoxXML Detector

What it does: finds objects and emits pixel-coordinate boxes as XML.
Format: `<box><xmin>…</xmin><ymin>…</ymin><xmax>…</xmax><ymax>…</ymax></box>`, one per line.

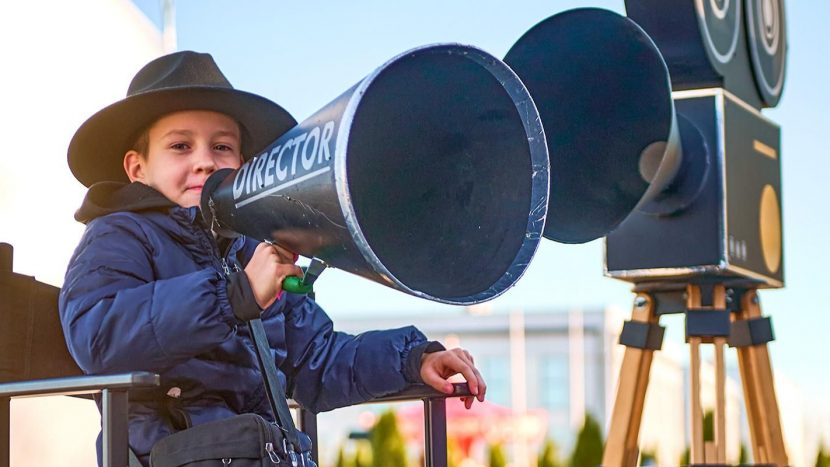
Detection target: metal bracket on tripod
<box><xmin>728</xmin><ymin>290</ymin><xmax>776</xmax><ymax>348</ymax></box>
<box><xmin>684</xmin><ymin>283</ymin><xmax>732</xmax><ymax>343</ymax></box>
<box><xmin>619</xmin><ymin>320</ymin><xmax>665</xmax><ymax>350</ymax></box>
<box><xmin>621</xmin><ymin>282</ymin><xmax>776</xmax><ymax>347</ymax></box>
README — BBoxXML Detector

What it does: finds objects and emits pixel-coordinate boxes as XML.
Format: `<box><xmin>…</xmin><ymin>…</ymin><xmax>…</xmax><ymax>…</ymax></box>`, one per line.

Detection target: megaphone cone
<box><xmin>505</xmin><ymin>8</ymin><xmax>705</xmax><ymax>242</ymax></box>
<box><xmin>203</xmin><ymin>44</ymin><xmax>549</xmax><ymax>305</ymax></box>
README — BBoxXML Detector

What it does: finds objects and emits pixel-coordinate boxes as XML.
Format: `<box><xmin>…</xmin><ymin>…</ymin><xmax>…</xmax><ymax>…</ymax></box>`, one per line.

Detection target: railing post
<box><xmin>292</xmin><ymin>383</ymin><xmax>466</xmax><ymax>467</ymax></box>
<box><xmin>1</xmin><ymin>243</ymin><xmax>11</xmax><ymax>467</ymax></box>
<box><xmin>298</xmin><ymin>407</ymin><xmax>319</xmax><ymax>464</ymax></box>
<box><xmin>0</xmin><ymin>243</ymin><xmax>12</xmax><ymax>272</ymax></box>
<box><xmin>423</xmin><ymin>398</ymin><xmax>447</xmax><ymax>467</ymax></box>
<box><xmin>102</xmin><ymin>388</ymin><xmax>130</xmax><ymax>467</ymax></box>
<box><xmin>1</xmin><ymin>396</ymin><xmax>10</xmax><ymax>467</ymax></box>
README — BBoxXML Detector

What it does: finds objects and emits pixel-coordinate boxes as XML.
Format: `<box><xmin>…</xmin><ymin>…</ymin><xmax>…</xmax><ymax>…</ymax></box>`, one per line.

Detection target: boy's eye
<box><xmin>214</xmin><ymin>143</ymin><xmax>236</xmax><ymax>152</ymax></box>
<box><xmin>170</xmin><ymin>142</ymin><xmax>190</xmax><ymax>151</ymax></box>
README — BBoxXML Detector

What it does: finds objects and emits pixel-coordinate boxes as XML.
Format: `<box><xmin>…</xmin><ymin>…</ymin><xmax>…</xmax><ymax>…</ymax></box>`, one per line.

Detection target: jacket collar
<box><xmin>75</xmin><ymin>181</ymin><xmax>188</xmax><ymax>224</ymax></box>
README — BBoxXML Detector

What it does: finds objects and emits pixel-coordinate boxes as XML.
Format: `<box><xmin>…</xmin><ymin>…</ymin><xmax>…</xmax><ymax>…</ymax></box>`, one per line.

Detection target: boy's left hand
<box><xmin>420</xmin><ymin>348</ymin><xmax>486</xmax><ymax>409</ymax></box>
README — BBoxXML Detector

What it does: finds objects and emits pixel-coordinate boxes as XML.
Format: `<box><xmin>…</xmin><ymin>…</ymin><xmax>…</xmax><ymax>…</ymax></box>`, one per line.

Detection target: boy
<box><xmin>60</xmin><ymin>51</ymin><xmax>486</xmax><ymax>465</ymax></box>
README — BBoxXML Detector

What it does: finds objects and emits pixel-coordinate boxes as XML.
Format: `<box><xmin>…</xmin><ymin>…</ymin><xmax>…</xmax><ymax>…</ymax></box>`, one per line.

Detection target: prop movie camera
<box><xmin>608</xmin><ymin>0</ymin><xmax>787</xmax><ymax>288</ymax></box>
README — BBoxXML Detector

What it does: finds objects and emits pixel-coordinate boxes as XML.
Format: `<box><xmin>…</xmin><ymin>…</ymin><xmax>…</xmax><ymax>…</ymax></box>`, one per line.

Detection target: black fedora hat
<box><xmin>68</xmin><ymin>51</ymin><xmax>297</xmax><ymax>187</ymax></box>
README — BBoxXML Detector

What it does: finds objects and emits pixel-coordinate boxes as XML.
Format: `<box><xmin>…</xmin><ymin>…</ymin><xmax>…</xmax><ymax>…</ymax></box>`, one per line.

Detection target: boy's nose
<box><xmin>193</xmin><ymin>148</ymin><xmax>218</xmax><ymax>173</ymax></box>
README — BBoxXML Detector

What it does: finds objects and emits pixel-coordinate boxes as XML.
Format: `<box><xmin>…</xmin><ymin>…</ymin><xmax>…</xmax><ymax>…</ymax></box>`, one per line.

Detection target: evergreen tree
<box><xmin>538</xmin><ymin>438</ymin><xmax>561</xmax><ymax>467</ymax></box>
<box><xmin>703</xmin><ymin>410</ymin><xmax>715</xmax><ymax>442</ymax></box>
<box><xmin>680</xmin><ymin>446</ymin><xmax>690</xmax><ymax>466</ymax></box>
<box><xmin>569</xmin><ymin>413</ymin><xmax>604</xmax><ymax>467</ymax></box>
<box><xmin>639</xmin><ymin>449</ymin><xmax>657</xmax><ymax>466</ymax></box>
<box><xmin>678</xmin><ymin>411</ymin><xmax>713</xmax><ymax>466</ymax></box>
<box><xmin>739</xmin><ymin>443</ymin><xmax>748</xmax><ymax>465</ymax></box>
<box><xmin>369</xmin><ymin>410</ymin><xmax>408</xmax><ymax>467</ymax></box>
<box><xmin>336</xmin><ymin>445</ymin><xmax>353</xmax><ymax>467</ymax></box>
<box><xmin>488</xmin><ymin>443</ymin><xmax>507</xmax><ymax>467</ymax></box>
<box><xmin>816</xmin><ymin>445</ymin><xmax>830</xmax><ymax>467</ymax></box>
<box><xmin>354</xmin><ymin>442</ymin><xmax>373</xmax><ymax>467</ymax></box>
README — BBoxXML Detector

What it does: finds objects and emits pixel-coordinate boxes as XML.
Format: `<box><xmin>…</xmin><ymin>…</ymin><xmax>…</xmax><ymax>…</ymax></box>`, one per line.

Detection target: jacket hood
<box><xmin>75</xmin><ymin>182</ymin><xmax>177</xmax><ymax>224</ymax></box>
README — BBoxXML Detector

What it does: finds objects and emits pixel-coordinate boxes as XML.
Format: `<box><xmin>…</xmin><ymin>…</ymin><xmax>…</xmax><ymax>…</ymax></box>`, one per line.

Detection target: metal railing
<box><xmin>0</xmin><ymin>372</ymin><xmax>159</xmax><ymax>467</ymax></box>
<box><xmin>0</xmin><ymin>372</ymin><xmax>469</xmax><ymax>467</ymax></box>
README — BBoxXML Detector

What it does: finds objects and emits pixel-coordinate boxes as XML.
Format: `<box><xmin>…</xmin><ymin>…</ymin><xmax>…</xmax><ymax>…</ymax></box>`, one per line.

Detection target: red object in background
<box><xmin>397</xmin><ymin>399</ymin><xmax>510</xmax><ymax>455</ymax></box>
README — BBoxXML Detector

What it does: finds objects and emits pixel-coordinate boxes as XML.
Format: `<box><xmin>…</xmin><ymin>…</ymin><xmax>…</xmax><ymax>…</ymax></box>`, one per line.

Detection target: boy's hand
<box><xmin>244</xmin><ymin>242</ymin><xmax>302</xmax><ymax>309</ymax></box>
<box><xmin>420</xmin><ymin>348</ymin><xmax>486</xmax><ymax>409</ymax></box>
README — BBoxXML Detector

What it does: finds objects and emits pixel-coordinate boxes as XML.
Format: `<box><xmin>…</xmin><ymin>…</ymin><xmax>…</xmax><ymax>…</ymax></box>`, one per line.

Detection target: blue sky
<box><xmin>132</xmin><ymin>0</ymin><xmax>829</xmax><ymax>401</ymax></box>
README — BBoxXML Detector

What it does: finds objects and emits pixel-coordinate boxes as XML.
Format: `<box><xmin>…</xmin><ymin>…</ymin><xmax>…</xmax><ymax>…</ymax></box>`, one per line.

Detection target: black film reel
<box><xmin>745</xmin><ymin>0</ymin><xmax>787</xmax><ymax>107</ymax></box>
<box><xmin>695</xmin><ymin>0</ymin><xmax>742</xmax><ymax>66</ymax></box>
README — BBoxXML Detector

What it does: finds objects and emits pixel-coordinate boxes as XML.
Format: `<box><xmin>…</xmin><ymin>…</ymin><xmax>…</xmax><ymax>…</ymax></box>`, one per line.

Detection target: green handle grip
<box><xmin>282</xmin><ymin>274</ymin><xmax>313</xmax><ymax>295</ymax></box>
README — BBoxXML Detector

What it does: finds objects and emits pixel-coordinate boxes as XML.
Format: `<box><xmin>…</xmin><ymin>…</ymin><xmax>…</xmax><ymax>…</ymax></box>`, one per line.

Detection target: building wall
<box><xmin>774</xmin><ymin>375</ymin><xmax>807</xmax><ymax>467</ymax></box>
<box><xmin>2</xmin><ymin>1</ymin><xmax>162</xmax><ymax>465</ymax></box>
<box><xmin>332</xmin><ymin>307</ymin><xmax>690</xmax><ymax>464</ymax></box>
<box><xmin>332</xmin><ymin>308</ymin><xmax>813</xmax><ymax>466</ymax></box>
<box><xmin>0</xmin><ymin>0</ymin><xmax>162</xmax><ymax>287</ymax></box>
<box><xmin>291</xmin><ymin>309</ymin><xmax>807</xmax><ymax>466</ymax></box>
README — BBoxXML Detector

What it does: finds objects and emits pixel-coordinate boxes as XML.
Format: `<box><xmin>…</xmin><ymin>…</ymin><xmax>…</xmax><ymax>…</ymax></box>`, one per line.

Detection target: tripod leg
<box><xmin>689</xmin><ymin>336</ymin><xmax>704</xmax><ymax>464</ymax></box>
<box><xmin>735</xmin><ymin>290</ymin><xmax>788</xmax><ymax>466</ymax></box>
<box><xmin>737</xmin><ymin>344</ymin><xmax>765</xmax><ymax>463</ymax></box>
<box><xmin>686</xmin><ymin>284</ymin><xmax>728</xmax><ymax>464</ymax></box>
<box><xmin>602</xmin><ymin>294</ymin><xmax>658</xmax><ymax>467</ymax></box>
<box><xmin>714</xmin><ymin>336</ymin><xmax>727</xmax><ymax>463</ymax></box>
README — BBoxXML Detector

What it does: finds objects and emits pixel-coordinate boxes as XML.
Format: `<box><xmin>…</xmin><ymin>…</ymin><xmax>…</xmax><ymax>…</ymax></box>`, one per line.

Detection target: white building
<box><xmin>328</xmin><ymin>306</ymin><xmax>818</xmax><ymax>466</ymax></box>
<box><xmin>2</xmin><ymin>1</ymin><xmax>163</xmax><ymax>465</ymax></box>
<box><xmin>326</xmin><ymin>307</ymin><xmax>713</xmax><ymax>466</ymax></box>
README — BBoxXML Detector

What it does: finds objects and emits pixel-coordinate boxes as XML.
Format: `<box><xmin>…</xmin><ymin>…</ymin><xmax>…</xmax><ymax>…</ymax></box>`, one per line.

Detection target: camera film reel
<box><xmin>695</xmin><ymin>0</ymin><xmax>742</xmax><ymax>65</ymax></box>
<box><xmin>745</xmin><ymin>0</ymin><xmax>787</xmax><ymax>106</ymax></box>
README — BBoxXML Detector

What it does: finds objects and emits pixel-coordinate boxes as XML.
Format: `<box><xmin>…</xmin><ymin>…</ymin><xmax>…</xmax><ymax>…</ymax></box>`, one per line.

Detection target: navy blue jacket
<box><xmin>59</xmin><ymin>182</ymin><xmax>432</xmax><ymax>462</ymax></box>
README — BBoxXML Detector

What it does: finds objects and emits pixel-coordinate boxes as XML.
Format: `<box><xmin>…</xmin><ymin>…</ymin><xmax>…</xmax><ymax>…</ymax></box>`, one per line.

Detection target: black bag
<box><xmin>148</xmin><ymin>317</ymin><xmax>317</xmax><ymax>467</ymax></box>
<box><xmin>149</xmin><ymin>413</ymin><xmax>315</xmax><ymax>466</ymax></box>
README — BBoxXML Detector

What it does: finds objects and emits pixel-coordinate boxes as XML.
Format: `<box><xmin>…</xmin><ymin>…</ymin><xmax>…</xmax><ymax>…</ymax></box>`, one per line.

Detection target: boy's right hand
<box><xmin>244</xmin><ymin>242</ymin><xmax>303</xmax><ymax>309</ymax></box>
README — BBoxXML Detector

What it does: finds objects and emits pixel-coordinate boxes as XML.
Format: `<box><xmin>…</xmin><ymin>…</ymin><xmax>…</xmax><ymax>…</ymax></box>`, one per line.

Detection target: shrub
<box><xmin>569</xmin><ymin>413</ymin><xmax>604</xmax><ymax>467</ymax></box>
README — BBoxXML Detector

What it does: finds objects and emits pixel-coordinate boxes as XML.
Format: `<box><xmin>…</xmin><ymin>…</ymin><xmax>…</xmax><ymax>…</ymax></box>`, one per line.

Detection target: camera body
<box><xmin>605</xmin><ymin>89</ymin><xmax>783</xmax><ymax>288</ymax></box>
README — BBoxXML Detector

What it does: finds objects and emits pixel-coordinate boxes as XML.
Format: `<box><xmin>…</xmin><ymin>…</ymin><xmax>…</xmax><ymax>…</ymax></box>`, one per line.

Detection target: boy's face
<box><xmin>124</xmin><ymin>110</ymin><xmax>243</xmax><ymax>208</ymax></box>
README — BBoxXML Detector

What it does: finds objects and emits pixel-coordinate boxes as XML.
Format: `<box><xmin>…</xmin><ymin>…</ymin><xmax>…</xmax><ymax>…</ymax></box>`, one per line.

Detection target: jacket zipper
<box><xmin>213</xmin><ymin>233</ymin><xmax>240</xmax><ymax>277</ymax></box>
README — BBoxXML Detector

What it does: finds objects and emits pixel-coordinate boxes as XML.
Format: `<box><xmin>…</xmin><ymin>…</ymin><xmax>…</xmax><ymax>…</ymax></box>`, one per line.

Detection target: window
<box><xmin>479</xmin><ymin>356</ymin><xmax>510</xmax><ymax>407</ymax></box>
<box><xmin>539</xmin><ymin>355</ymin><xmax>569</xmax><ymax>412</ymax></box>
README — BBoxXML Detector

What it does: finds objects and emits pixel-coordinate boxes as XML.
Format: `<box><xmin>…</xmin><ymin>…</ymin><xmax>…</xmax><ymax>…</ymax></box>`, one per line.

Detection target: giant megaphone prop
<box><xmin>504</xmin><ymin>8</ymin><xmax>709</xmax><ymax>243</ymax></box>
<box><xmin>202</xmin><ymin>44</ymin><xmax>549</xmax><ymax>305</ymax></box>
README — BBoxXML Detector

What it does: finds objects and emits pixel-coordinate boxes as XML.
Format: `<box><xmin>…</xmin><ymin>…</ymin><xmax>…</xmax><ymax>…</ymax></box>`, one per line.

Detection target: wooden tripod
<box><xmin>601</xmin><ymin>283</ymin><xmax>788</xmax><ymax>466</ymax></box>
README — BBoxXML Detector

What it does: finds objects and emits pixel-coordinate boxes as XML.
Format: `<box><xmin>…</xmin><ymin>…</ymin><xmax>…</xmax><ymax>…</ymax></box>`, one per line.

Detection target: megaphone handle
<box><xmin>282</xmin><ymin>275</ymin><xmax>313</xmax><ymax>294</ymax></box>
<box><xmin>281</xmin><ymin>258</ymin><xmax>327</xmax><ymax>295</ymax></box>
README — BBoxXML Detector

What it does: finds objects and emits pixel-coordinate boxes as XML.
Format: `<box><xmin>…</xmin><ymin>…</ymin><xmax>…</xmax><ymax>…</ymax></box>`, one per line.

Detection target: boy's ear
<box><xmin>123</xmin><ymin>150</ymin><xmax>145</xmax><ymax>183</ymax></box>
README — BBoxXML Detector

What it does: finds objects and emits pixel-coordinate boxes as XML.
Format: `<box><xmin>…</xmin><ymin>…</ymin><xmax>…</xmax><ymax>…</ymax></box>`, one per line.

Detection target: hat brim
<box><xmin>68</xmin><ymin>87</ymin><xmax>297</xmax><ymax>187</ymax></box>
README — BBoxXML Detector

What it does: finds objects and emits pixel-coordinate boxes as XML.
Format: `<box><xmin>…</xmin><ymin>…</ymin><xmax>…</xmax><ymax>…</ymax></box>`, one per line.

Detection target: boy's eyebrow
<box><xmin>160</xmin><ymin>129</ymin><xmax>194</xmax><ymax>139</ymax></box>
<box><xmin>212</xmin><ymin>129</ymin><xmax>241</xmax><ymax>139</ymax></box>
<box><xmin>159</xmin><ymin>129</ymin><xmax>240</xmax><ymax>139</ymax></box>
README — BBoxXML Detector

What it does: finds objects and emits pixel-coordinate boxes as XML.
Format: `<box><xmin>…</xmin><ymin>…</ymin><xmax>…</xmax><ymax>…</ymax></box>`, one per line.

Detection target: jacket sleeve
<box><xmin>59</xmin><ymin>215</ymin><xmax>238</xmax><ymax>375</ymax></box>
<box><xmin>262</xmin><ymin>293</ymin><xmax>428</xmax><ymax>413</ymax></box>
